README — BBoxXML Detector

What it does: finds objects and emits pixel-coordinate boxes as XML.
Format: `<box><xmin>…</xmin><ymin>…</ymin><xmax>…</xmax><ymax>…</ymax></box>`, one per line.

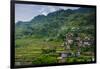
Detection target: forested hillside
<box><xmin>15</xmin><ymin>7</ymin><xmax>95</xmax><ymax>40</ymax></box>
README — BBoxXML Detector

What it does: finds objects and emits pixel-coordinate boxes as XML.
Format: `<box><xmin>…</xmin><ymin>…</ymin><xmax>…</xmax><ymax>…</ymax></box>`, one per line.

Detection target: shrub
<box><xmin>32</xmin><ymin>55</ymin><xmax>57</xmax><ymax>65</ymax></box>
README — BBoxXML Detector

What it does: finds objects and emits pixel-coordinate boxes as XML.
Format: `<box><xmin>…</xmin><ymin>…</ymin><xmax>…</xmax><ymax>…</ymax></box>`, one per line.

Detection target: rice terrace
<box><xmin>15</xmin><ymin>3</ymin><xmax>96</xmax><ymax>66</ymax></box>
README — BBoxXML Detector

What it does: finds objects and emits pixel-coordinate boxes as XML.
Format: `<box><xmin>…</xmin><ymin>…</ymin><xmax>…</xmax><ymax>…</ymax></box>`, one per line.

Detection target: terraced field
<box><xmin>15</xmin><ymin>37</ymin><xmax>95</xmax><ymax>66</ymax></box>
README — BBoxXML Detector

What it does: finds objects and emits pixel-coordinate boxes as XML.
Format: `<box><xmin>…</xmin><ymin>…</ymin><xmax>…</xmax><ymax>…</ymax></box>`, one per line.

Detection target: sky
<box><xmin>15</xmin><ymin>4</ymin><xmax>79</xmax><ymax>23</ymax></box>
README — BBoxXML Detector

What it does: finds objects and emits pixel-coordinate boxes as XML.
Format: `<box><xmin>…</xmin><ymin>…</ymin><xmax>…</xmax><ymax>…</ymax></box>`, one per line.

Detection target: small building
<box><xmin>59</xmin><ymin>51</ymin><xmax>72</xmax><ymax>58</ymax></box>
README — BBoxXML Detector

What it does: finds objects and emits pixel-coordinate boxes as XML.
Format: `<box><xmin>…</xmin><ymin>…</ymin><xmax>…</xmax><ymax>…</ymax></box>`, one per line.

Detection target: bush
<box><xmin>32</xmin><ymin>55</ymin><xmax>57</xmax><ymax>65</ymax></box>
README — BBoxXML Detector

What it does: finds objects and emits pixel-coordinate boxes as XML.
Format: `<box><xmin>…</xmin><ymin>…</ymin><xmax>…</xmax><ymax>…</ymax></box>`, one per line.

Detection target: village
<box><xmin>56</xmin><ymin>32</ymin><xmax>94</xmax><ymax>63</ymax></box>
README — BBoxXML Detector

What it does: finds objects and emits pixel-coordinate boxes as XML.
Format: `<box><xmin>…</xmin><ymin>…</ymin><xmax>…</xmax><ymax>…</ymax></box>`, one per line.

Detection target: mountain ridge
<box><xmin>15</xmin><ymin>7</ymin><xmax>95</xmax><ymax>40</ymax></box>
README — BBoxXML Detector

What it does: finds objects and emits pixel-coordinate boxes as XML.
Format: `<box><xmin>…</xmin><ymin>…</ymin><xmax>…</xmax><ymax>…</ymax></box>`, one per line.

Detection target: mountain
<box><xmin>15</xmin><ymin>7</ymin><xmax>95</xmax><ymax>40</ymax></box>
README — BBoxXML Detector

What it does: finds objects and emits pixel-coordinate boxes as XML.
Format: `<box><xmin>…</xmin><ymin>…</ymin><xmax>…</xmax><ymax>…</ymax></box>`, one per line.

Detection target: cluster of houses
<box><xmin>57</xmin><ymin>33</ymin><xmax>94</xmax><ymax>63</ymax></box>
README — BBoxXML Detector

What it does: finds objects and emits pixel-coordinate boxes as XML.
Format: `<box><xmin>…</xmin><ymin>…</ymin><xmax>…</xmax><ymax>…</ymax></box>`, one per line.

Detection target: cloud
<box><xmin>39</xmin><ymin>6</ymin><xmax>58</xmax><ymax>16</ymax></box>
<box><xmin>59</xmin><ymin>6</ymin><xmax>79</xmax><ymax>10</ymax></box>
<box><xmin>39</xmin><ymin>7</ymin><xmax>47</xmax><ymax>16</ymax></box>
<box><xmin>39</xmin><ymin>6</ymin><xmax>79</xmax><ymax>16</ymax></box>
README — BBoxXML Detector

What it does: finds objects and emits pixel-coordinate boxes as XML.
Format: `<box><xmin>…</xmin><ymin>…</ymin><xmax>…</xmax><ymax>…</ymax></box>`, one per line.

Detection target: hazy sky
<box><xmin>15</xmin><ymin>4</ymin><xmax>79</xmax><ymax>23</ymax></box>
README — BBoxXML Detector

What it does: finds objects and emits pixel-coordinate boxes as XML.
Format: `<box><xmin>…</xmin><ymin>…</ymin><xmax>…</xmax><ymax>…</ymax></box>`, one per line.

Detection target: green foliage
<box><xmin>41</xmin><ymin>48</ymin><xmax>56</xmax><ymax>54</ymax></box>
<box><xmin>65</xmin><ymin>56</ymin><xmax>93</xmax><ymax>63</ymax></box>
<box><xmin>32</xmin><ymin>55</ymin><xmax>57</xmax><ymax>65</ymax></box>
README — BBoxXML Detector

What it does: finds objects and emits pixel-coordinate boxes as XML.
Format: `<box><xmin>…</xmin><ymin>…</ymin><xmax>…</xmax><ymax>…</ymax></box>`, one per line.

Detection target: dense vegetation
<box><xmin>15</xmin><ymin>7</ymin><xmax>96</xmax><ymax>66</ymax></box>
